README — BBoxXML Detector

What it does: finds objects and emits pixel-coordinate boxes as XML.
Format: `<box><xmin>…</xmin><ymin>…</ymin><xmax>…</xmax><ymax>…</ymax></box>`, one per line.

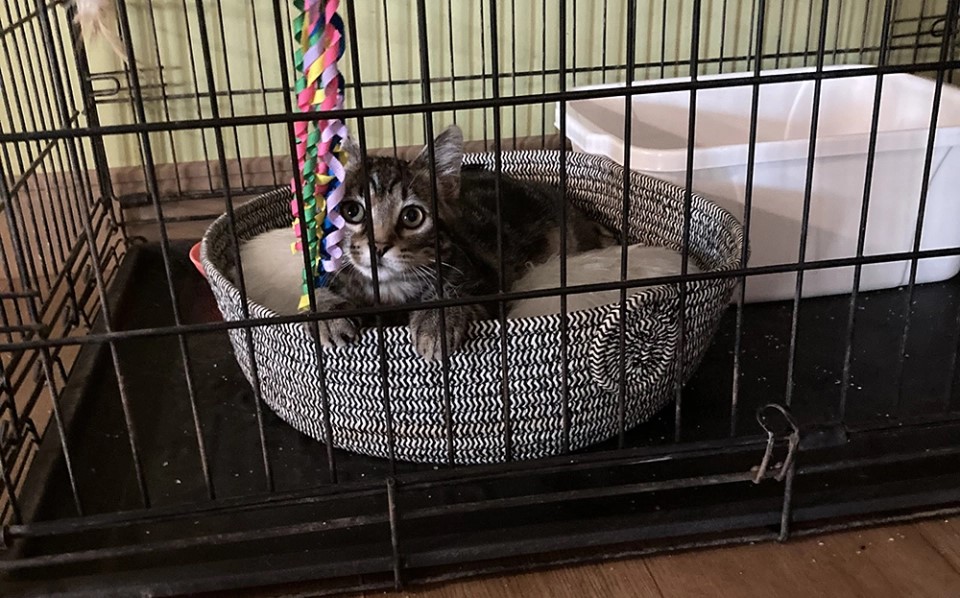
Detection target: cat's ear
<box><xmin>413</xmin><ymin>125</ymin><xmax>464</xmax><ymax>198</ymax></box>
<box><xmin>424</xmin><ymin>124</ymin><xmax>464</xmax><ymax>178</ymax></box>
<box><xmin>341</xmin><ymin>134</ymin><xmax>362</xmax><ymax>171</ymax></box>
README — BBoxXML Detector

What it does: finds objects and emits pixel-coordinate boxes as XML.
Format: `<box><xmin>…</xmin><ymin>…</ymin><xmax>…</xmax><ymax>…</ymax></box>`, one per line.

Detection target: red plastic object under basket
<box><xmin>189</xmin><ymin>242</ymin><xmax>205</xmax><ymax>278</ymax></box>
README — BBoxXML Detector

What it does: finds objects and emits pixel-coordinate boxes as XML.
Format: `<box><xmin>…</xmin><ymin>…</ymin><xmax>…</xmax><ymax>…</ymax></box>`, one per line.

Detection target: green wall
<box><xmin>0</xmin><ymin>0</ymin><xmax>925</xmax><ymax>176</ymax></box>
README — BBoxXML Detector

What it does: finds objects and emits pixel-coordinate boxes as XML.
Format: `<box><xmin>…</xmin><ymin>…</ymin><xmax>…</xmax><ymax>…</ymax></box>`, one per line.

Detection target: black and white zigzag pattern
<box><xmin>200</xmin><ymin>151</ymin><xmax>746</xmax><ymax>464</ymax></box>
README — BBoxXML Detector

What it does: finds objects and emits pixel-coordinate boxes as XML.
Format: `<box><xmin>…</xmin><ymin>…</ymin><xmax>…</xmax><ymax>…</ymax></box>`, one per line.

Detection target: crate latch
<box><xmin>752</xmin><ymin>403</ymin><xmax>800</xmax><ymax>484</ymax></box>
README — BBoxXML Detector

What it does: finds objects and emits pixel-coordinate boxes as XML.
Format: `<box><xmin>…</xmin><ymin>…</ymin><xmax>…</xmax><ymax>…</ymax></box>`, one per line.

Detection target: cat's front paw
<box><xmin>307</xmin><ymin>288</ymin><xmax>359</xmax><ymax>349</ymax></box>
<box><xmin>313</xmin><ymin>317</ymin><xmax>359</xmax><ymax>349</ymax></box>
<box><xmin>409</xmin><ymin>308</ymin><xmax>468</xmax><ymax>362</ymax></box>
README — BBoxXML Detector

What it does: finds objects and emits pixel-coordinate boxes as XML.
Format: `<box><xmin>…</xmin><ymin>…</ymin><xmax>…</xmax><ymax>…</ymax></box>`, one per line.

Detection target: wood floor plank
<box><xmin>373</xmin><ymin>559</ymin><xmax>664</xmax><ymax>598</ymax></box>
<box><xmin>642</xmin><ymin>524</ymin><xmax>960</xmax><ymax>598</ymax></box>
<box><xmin>917</xmin><ymin>517</ymin><xmax>960</xmax><ymax>572</ymax></box>
<box><xmin>341</xmin><ymin>521</ymin><xmax>960</xmax><ymax>598</ymax></box>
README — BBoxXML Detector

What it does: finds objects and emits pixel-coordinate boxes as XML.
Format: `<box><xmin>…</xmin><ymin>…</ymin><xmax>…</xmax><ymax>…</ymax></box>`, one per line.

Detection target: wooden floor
<box><xmin>355</xmin><ymin>518</ymin><xmax>960</xmax><ymax>598</ymax></box>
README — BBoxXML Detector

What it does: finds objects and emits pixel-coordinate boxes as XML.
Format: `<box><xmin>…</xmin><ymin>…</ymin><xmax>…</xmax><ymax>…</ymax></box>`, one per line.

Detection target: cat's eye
<box><xmin>400</xmin><ymin>206</ymin><xmax>426</xmax><ymax>229</ymax></box>
<box><xmin>341</xmin><ymin>200</ymin><xmax>365</xmax><ymax>224</ymax></box>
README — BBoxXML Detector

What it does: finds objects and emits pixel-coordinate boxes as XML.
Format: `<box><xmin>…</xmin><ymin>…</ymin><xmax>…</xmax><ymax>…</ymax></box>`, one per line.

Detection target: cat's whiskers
<box><xmin>327</xmin><ymin>262</ymin><xmax>355</xmax><ymax>285</ymax></box>
<box><xmin>410</xmin><ymin>266</ymin><xmax>435</xmax><ymax>289</ymax></box>
<box><xmin>440</xmin><ymin>261</ymin><xmax>466</xmax><ymax>277</ymax></box>
<box><xmin>411</xmin><ymin>265</ymin><xmax>443</xmax><ymax>290</ymax></box>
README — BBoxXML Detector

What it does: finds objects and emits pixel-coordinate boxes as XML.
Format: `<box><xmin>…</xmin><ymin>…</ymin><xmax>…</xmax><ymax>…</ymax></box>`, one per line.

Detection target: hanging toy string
<box><xmin>291</xmin><ymin>0</ymin><xmax>348</xmax><ymax>311</ymax></box>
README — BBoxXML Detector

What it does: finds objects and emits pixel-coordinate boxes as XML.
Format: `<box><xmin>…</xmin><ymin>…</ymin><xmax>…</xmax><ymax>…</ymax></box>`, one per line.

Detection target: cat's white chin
<box><xmin>352</xmin><ymin>262</ymin><xmax>399</xmax><ymax>282</ymax></box>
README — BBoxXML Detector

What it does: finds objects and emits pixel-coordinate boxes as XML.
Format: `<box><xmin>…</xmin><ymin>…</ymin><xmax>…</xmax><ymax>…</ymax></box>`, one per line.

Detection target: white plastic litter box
<box><xmin>558</xmin><ymin>66</ymin><xmax>960</xmax><ymax>302</ymax></box>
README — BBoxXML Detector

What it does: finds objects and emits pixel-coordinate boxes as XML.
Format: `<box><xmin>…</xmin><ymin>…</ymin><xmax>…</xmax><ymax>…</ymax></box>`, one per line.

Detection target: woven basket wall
<box><xmin>201</xmin><ymin>151</ymin><xmax>745</xmax><ymax>464</ymax></box>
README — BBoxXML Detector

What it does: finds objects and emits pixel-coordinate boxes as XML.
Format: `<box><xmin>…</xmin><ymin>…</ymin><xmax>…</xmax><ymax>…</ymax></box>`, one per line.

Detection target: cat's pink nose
<box><xmin>375</xmin><ymin>243</ymin><xmax>392</xmax><ymax>259</ymax></box>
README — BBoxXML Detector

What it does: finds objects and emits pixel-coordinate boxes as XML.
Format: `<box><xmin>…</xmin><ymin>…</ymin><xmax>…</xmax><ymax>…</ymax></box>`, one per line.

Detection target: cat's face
<box><xmin>339</xmin><ymin>158</ymin><xmax>438</xmax><ymax>283</ymax></box>
<box><xmin>338</xmin><ymin>126</ymin><xmax>463</xmax><ymax>285</ymax></box>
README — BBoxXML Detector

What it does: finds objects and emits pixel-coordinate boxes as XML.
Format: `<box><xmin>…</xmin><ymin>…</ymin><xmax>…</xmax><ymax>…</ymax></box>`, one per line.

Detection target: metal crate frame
<box><xmin>0</xmin><ymin>0</ymin><xmax>959</xmax><ymax>595</ymax></box>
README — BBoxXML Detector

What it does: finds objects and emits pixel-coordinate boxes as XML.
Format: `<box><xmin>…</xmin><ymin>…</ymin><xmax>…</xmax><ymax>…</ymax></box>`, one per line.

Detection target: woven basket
<box><xmin>201</xmin><ymin>151</ymin><xmax>745</xmax><ymax>464</ymax></box>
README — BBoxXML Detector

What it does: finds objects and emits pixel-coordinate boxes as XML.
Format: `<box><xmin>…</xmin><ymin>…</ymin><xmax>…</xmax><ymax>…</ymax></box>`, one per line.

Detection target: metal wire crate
<box><xmin>0</xmin><ymin>0</ymin><xmax>959</xmax><ymax>595</ymax></box>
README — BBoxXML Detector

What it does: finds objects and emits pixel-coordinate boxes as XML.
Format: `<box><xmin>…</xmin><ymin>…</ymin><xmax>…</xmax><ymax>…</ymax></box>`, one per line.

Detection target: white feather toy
<box><xmin>73</xmin><ymin>0</ymin><xmax>130</xmax><ymax>64</ymax></box>
<box><xmin>508</xmin><ymin>244</ymin><xmax>701</xmax><ymax>319</ymax></box>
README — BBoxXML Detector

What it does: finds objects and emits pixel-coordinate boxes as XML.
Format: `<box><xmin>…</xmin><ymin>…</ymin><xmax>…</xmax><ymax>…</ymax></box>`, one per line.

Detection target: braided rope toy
<box><xmin>291</xmin><ymin>0</ymin><xmax>348</xmax><ymax>310</ymax></box>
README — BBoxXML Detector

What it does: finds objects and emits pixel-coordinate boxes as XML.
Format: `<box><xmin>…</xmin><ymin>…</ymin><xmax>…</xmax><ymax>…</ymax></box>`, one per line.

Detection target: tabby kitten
<box><xmin>317</xmin><ymin>124</ymin><xmax>614</xmax><ymax>360</ymax></box>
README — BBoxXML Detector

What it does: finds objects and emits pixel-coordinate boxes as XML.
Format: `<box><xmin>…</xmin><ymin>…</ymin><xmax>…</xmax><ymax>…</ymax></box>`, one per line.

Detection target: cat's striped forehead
<box><xmin>351</xmin><ymin>156</ymin><xmax>407</xmax><ymax>199</ymax></box>
<box><xmin>345</xmin><ymin>156</ymin><xmax>434</xmax><ymax>235</ymax></box>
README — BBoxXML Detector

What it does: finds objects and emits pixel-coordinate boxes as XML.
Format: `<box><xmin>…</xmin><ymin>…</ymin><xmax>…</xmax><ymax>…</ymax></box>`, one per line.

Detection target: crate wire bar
<box><xmin>0</xmin><ymin>0</ymin><xmax>959</xmax><ymax>595</ymax></box>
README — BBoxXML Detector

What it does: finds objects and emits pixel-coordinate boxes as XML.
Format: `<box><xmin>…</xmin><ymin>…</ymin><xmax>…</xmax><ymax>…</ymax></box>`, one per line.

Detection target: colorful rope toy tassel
<box><xmin>290</xmin><ymin>0</ymin><xmax>348</xmax><ymax>311</ymax></box>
